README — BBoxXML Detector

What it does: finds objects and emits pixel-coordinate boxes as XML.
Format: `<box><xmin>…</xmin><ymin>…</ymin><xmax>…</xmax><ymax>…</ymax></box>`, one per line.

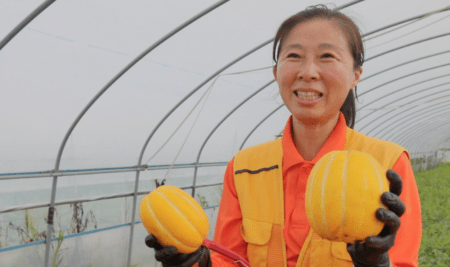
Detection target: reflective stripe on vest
<box><xmin>233</xmin><ymin>127</ymin><xmax>407</xmax><ymax>267</ymax></box>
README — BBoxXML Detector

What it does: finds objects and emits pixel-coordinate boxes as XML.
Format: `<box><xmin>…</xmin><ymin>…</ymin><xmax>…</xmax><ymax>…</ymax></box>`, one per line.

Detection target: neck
<box><xmin>291</xmin><ymin>113</ymin><xmax>340</xmax><ymax>161</ymax></box>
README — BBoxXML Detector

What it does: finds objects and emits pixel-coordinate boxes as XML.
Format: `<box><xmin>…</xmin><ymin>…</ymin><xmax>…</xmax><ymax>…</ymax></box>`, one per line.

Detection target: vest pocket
<box><xmin>331</xmin><ymin>242</ymin><xmax>353</xmax><ymax>266</ymax></box>
<box><xmin>241</xmin><ymin>218</ymin><xmax>273</xmax><ymax>267</ymax></box>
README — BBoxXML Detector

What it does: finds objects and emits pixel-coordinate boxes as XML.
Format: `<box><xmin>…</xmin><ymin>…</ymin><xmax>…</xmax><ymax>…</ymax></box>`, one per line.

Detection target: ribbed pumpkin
<box><xmin>140</xmin><ymin>185</ymin><xmax>209</xmax><ymax>253</ymax></box>
<box><xmin>305</xmin><ymin>150</ymin><xmax>389</xmax><ymax>243</ymax></box>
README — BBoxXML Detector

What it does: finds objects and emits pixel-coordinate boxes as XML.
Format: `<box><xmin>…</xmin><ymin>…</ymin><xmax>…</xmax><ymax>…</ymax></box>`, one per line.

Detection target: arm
<box><xmin>210</xmin><ymin>158</ymin><xmax>248</xmax><ymax>267</ymax></box>
<box><xmin>390</xmin><ymin>152</ymin><xmax>422</xmax><ymax>267</ymax></box>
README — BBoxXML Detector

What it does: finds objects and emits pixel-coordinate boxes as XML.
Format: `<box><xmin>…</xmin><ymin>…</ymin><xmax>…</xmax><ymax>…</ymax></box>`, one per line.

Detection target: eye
<box><xmin>321</xmin><ymin>53</ymin><xmax>334</xmax><ymax>59</ymax></box>
<box><xmin>287</xmin><ymin>53</ymin><xmax>300</xmax><ymax>58</ymax></box>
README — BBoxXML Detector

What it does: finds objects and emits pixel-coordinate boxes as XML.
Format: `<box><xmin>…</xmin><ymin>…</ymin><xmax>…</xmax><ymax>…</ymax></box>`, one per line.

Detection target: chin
<box><xmin>292</xmin><ymin>111</ymin><xmax>337</xmax><ymax>126</ymax></box>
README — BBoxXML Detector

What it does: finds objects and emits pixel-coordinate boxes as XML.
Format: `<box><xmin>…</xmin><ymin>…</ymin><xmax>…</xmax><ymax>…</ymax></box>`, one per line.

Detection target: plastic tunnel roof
<box><xmin>2</xmin><ymin>3</ymin><xmax>450</xmax><ymax>171</ymax></box>
<box><xmin>1</xmin><ymin>1</ymin><xmax>450</xmax><ymax>266</ymax></box>
<box><xmin>0</xmin><ymin>0</ymin><xmax>449</xmax><ymax>181</ymax></box>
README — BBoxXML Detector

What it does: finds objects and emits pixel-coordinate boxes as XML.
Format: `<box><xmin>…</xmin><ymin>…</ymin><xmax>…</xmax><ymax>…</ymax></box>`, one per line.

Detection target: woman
<box><xmin>146</xmin><ymin>5</ymin><xmax>422</xmax><ymax>267</ymax></box>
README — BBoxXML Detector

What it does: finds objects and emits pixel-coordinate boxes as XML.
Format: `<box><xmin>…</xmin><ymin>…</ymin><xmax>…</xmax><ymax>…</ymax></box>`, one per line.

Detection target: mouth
<box><xmin>294</xmin><ymin>90</ymin><xmax>323</xmax><ymax>100</ymax></box>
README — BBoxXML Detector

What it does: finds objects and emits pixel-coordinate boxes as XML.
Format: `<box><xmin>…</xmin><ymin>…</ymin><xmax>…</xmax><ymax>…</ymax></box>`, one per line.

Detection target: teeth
<box><xmin>295</xmin><ymin>91</ymin><xmax>322</xmax><ymax>100</ymax></box>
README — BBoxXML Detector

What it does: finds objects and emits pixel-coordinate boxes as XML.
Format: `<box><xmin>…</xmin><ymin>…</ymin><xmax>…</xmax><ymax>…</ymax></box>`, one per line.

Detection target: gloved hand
<box><xmin>145</xmin><ymin>235</ymin><xmax>211</xmax><ymax>267</ymax></box>
<box><xmin>347</xmin><ymin>169</ymin><xmax>406</xmax><ymax>267</ymax></box>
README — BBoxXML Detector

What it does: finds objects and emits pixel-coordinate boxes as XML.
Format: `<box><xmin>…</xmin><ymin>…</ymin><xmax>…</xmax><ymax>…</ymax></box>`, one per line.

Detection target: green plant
<box><xmin>52</xmin><ymin>231</ymin><xmax>64</xmax><ymax>267</ymax></box>
<box><xmin>416</xmin><ymin>163</ymin><xmax>450</xmax><ymax>266</ymax></box>
<box><xmin>196</xmin><ymin>193</ymin><xmax>209</xmax><ymax>209</ymax></box>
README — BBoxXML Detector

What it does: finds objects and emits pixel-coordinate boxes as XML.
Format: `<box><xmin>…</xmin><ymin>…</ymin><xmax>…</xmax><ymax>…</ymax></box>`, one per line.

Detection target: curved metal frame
<box><xmin>400</xmin><ymin>120</ymin><xmax>450</xmax><ymax>153</ymax></box>
<box><xmin>356</xmin><ymin>63</ymin><xmax>450</xmax><ymax>130</ymax></box>
<box><xmin>410</xmin><ymin>128</ymin><xmax>450</xmax><ymax>155</ymax></box>
<box><xmin>359</xmin><ymin>49</ymin><xmax>450</xmax><ymax>83</ymax></box>
<box><xmin>396</xmin><ymin>107</ymin><xmax>450</xmax><ymax>148</ymax></box>
<box><xmin>379</xmin><ymin>101</ymin><xmax>450</xmax><ymax>142</ymax></box>
<box><xmin>364</xmin><ymin>32</ymin><xmax>450</xmax><ymax>61</ymax></box>
<box><xmin>361</xmin><ymin>80</ymin><xmax>450</xmax><ymax>135</ymax></box>
<box><xmin>240</xmin><ymin>103</ymin><xmax>285</xmax><ymax>150</ymax></box>
<box><xmin>395</xmin><ymin>108</ymin><xmax>450</xmax><ymax>148</ymax></box>
<box><xmin>414</xmin><ymin>132</ymin><xmax>450</xmax><ymax>155</ymax></box>
<box><xmin>36</xmin><ymin>0</ymin><xmax>230</xmax><ymax>266</ymax></box>
<box><xmin>229</xmin><ymin>15</ymin><xmax>450</xmax><ymax>150</ymax></box>
<box><xmin>358</xmin><ymin>73</ymin><xmax>450</xmax><ymax>112</ymax></box>
<box><xmin>191</xmin><ymin>80</ymin><xmax>275</xmax><ymax>196</ymax></box>
<box><xmin>3</xmin><ymin>0</ymin><xmax>450</xmax><ymax>265</ymax></box>
<box><xmin>0</xmin><ymin>0</ymin><xmax>56</xmax><ymax>50</ymax></box>
<box><xmin>362</xmin><ymin>89</ymin><xmax>450</xmax><ymax>139</ymax></box>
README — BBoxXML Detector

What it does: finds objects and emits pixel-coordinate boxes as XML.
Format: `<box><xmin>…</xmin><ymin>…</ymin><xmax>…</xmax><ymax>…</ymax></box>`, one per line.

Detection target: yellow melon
<box><xmin>139</xmin><ymin>185</ymin><xmax>209</xmax><ymax>253</ymax></box>
<box><xmin>305</xmin><ymin>150</ymin><xmax>389</xmax><ymax>243</ymax></box>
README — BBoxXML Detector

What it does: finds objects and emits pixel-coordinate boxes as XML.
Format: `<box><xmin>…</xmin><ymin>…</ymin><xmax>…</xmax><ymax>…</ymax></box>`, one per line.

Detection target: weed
<box><xmin>196</xmin><ymin>194</ymin><xmax>208</xmax><ymax>209</ymax></box>
<box><xmin>417</xmin><ymin>163</ymin><xmax>450</xmax><ymax>266</ymax></box>
<box><xmin>52</xmin><ymin>231</ymin><xmax>65</xmax><ymax>267</ymax></box>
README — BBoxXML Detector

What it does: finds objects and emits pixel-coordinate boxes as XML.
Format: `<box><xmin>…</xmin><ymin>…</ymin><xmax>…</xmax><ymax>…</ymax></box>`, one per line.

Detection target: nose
<box><xmin>297</xmin><ymin>58</ymin><xmax>319</xmax><ymax>81</ymax></box>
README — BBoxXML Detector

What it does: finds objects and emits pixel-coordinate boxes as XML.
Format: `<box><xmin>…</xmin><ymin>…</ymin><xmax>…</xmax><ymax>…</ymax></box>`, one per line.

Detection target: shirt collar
<box><xmin>282</xmin><ymin>112</ymin><xmax>348</xmax><ymax>174</ymax></box>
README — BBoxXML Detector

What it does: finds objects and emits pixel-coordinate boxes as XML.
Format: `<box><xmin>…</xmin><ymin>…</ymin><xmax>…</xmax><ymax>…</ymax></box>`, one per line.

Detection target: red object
<box><xmin>203</xmin><ymin>239</ymin><xmax>249</xmax><ymax>267</ymax></box>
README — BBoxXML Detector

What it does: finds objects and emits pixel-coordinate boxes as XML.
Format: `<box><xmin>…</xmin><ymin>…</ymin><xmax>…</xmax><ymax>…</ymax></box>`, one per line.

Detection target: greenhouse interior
<box><xmin>1</xmin><ymin>0</ymin><xmax>450</xmax><ymax>266</ymax></box>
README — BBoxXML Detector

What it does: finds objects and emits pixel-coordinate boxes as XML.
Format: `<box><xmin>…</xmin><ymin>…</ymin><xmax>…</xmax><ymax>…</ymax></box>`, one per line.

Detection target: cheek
<box><xmin>277</xmin><ymin>64</ymin><xmax>298</xmax><ymax>87</ymax></box>
<box><xmin>323</xmin><ymin>65</ymin><xmax>352</xmax><ymax>89</ymax></box>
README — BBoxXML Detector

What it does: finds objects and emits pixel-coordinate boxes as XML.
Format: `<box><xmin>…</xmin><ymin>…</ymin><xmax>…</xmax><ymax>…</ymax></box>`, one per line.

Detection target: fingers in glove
<box><xmin>381</xmin><ymin>192</ymin><xmax>405</xmax><ymax>217</ymax></box>
<box><xmin>386</xmin><ymin>169</ymin><xmax>402</xmax><ymax>196</ymax></box>
<box><xmin>145</xmin><ymin>235</ymin><xmax>163</xmax><ymax>250</ymax></box>
<box><xmin>376</xmin><ymin>208</ymin><xmax>401</xmax><ymax>235</ymax></box>
<box><xmin>154</xmin><ymin>246</ymin><xmax>179</xmax><ymax>262</ymax></box>
<box><xmin>163</xmin><ymin>248</ymin><xmax>203</xmax><ymax>267</ymax></box>
<box><xmin>365</xmin><ymin>232</ymin><xmax>396</xmax><ymax>251</ymax></box>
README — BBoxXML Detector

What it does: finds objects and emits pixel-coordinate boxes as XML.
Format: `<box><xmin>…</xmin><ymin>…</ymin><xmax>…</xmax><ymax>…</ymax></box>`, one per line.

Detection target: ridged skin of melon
<box><xmin>139</xmin><ymin>185</ymin><xmax>210</xmax><ymax>253</ymax></box>
<box><xmin>305</xmin><ymin>151</ymin><xmax>389</xmax><ymax>243</ymax></box>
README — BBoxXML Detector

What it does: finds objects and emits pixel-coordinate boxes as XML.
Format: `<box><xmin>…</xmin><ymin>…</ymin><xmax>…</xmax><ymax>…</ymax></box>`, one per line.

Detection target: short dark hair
<box><xmin>273</xmin><ymin>4</ymin><xmax>364</xmax><ymax>128</ymax></box>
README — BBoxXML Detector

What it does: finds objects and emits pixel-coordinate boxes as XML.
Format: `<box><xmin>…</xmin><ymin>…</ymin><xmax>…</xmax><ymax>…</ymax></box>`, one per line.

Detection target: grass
<box><xmin>416</xmin><ymin>163</ymin><xmax>450</xmax><ymax>266</ymax></box>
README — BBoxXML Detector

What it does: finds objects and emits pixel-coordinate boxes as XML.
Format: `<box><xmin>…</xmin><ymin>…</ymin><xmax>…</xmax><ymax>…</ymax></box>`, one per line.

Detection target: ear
<box><xmin>351</xmin><ymin>67</ymin><xmax>363</xmax><ymax>89</ymax></box>
<box><xmin>273</xmin><ymin>65</ymin><xmax>278</xmax><ymax>80</ymax></box>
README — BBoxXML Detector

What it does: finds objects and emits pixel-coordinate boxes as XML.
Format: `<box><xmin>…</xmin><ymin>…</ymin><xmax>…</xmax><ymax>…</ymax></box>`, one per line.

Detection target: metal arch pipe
<box><xmin>134</xmin><ymin>0</ymin><xmax>364</xmax><ymax>176</ymax></box>
<box><xmin>40</xmin><ymin>0</ymin><xmax>230</xmax><ymax>265</ymax></box>
<box><xmin>380</xmin><ymin>101</ymin><xmax>450</xmax><ymax>141</ymax></box>
<box><xmin>379</xmin><ymin>101</ymin><xmax>450</xmax><ymax>142</ymax></box>
<box><xmin>399</xmin><ymin>116</ymin><xmax>450</xmax><ymax>149</ymax></box>
<box><xmin>0</xmin><ymin>0</ymin><xmax>56</xmax><ymax>51</ymax></box>
<box><xmin>357</xmin><ymin>73</ymin><xmax>450</xmax><ymax>112</ymax></box>
<box><xmin>358</xmin><ymin>62</ymin><xmax>450</xmax><ymax>101</ymax></box>
<box><xmin>402</xmin><ymin>123</ymin><xmax>446</xmax><ymax>153</ymax></box>
<box><xmin>361</xmin><ymin>80</ymin><xmax>450</xmax><ymax>137</ymax></box>
<box><xmin>412</xmin><ymin>133</ymin><xmax>450</xmax><ymax>155</ymax></box>
<box><xmin>392</xmin><ymin>107</ymin><xmax>450</xmax><ymax>147</ymax></box>
<box><xmin>362</xmin><ymin>6</ymin><xmax>450</xmax><ymax>37</ymax></box>
<box><xmin>124</xmin><ymin>2</ymin><xmax>231</xmax><ymax>266</ymax></box>
<box><xmin>359</xmin><ymin>50</ymin><xmax>450</xmax><ymax>83</ymax></box>
<box><xmin>336</xmin><ymin>0</ymin><xmax>365</xmax><ymax>10</ymax></box>
<box><xmin>363</xmin><ymin>89</ymin><xmax>450</xmax><ymax>138</ymax></box>
<box><xmin>191</xmin><ymin>80</ymin><xmax>275</xmax><ymax>197</ymax></box>
<box><xmin>239</xmin><ymin>103</ymin><xmax>285</xmax><ymax>150</ymax></box>
<box><xmin>364</xmin><ymin>32</ymin><xmax>450</xmax><ymax>62</ymax></box>
<box><xmin>356</xmin><ymin>63</ymin><xmax>450</xmax><ymax>131</ymax></box>
<box><xmin>403</xmin><ymin>122</ymin><xmax>450</xmax><ymax>154</ymax></box>
<box><xmin>397</xmin><ymin>119</ymin><xmax>450</xmax><ymax>151</ymax></box>
<box><xmin>35</xmin><ymin>1</ymin><xmax>445</xmax><ymax>264</ymax></box>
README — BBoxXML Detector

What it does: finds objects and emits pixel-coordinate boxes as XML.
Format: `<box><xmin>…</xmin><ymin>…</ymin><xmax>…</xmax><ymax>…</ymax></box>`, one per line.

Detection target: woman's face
<box><xmin>274</xmin><ymin>19</ymin><xmax>362</xmax><ymax>125</ymax></box>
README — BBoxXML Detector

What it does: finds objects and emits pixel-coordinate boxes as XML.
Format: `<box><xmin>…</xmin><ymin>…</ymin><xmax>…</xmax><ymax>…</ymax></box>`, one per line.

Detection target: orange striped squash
<box><xmin>305</xmin><ymin>150</ymin><xmax>389</xmax><ymax>243</ymax></box>
<box><xmin>139</xmin><ymin>185</ymin><xmax>209</xmax><ymax>253</ymax></box>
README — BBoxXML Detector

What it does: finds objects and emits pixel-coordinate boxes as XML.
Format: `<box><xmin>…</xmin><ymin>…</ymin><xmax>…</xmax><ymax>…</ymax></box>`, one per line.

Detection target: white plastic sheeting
<box><xmin>1</xmin><ymin>0</ymin><xmax>450</xmax><ymax>266</ymax></box>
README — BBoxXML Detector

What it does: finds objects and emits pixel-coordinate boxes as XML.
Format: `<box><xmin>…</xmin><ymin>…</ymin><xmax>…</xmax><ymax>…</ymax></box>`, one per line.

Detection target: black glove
<box><xmin>145</xmin><ymin>235</ymin><xmax>211</xmax><ymax>267</ymax></box>
<box><xmin>347</xmin><ymin>169</ymin><xmax>406</xmax><ymax>267</ymax></box>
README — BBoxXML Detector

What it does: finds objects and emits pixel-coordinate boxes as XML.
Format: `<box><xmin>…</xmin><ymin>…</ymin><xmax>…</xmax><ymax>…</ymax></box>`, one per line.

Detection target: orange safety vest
<box><xmin>233</xmin><ymin>128</ymin><xmax>407</xmax><ymax>267</ymax></box>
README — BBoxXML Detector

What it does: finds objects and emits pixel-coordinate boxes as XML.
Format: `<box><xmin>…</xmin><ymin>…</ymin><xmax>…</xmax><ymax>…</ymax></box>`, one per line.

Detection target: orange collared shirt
<box><xmin>211</xmin><ymin>114</ymin><xmax>421</xmax><ymax>267</ymax></box>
